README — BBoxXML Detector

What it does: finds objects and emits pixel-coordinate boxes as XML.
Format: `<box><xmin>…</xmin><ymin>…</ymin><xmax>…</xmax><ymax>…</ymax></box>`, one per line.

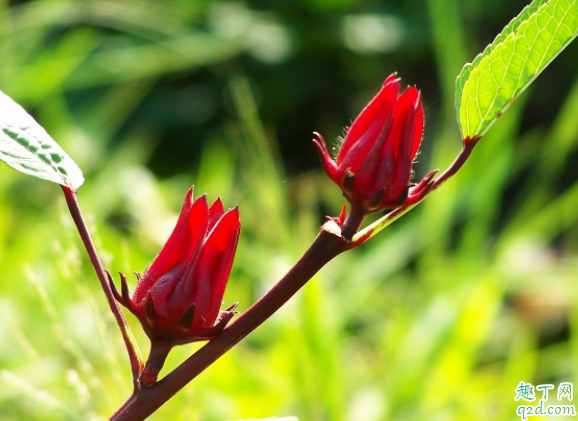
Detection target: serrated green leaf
<box><xmin>455</xmin><ymin>0</ymin><xmax>578</xmax><ymax>139</ymax></box>
<box><xmin>455</xmin><ymin>0</ymin><xmax>549</xmax><ymax>111</ymax></box>
<box><xmin>0</xmin><ymin>90</ymin><xmax>84</xmax><ymax>189</ymax></box>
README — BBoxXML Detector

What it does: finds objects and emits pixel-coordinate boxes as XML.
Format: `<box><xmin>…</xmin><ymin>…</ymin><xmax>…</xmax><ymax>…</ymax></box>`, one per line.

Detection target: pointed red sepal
<box><xmin>368</xmin><ymin>187</ymin><xmax>387</xmax><ymax>211</ymax></box>
<box><xmin>178</xmin><ymin>303</ymin><xmax>196</xmax><ymax>330</ymax></box>
<box><xmin>106</xmin><ymin>270</ymin><xmax>123</xmax><ymax>304</ymax></box>
<box><xmin>406</xmin><ymin>169</ymin><xmax>439</xmax><ymax>205</ymax></box>
<box><xmin>208</xmin><ymin>197</ymin><xmax>225</xmax><ymax>231</ymax></box>
<box><xmin>338</xmin><ymin>77</ymin><xmax>400</xmax><ymax>175</ymax></box>
<box><xmin>135</xmin><ymin>192</ymin><xmax>209</xmax><ymax>306</ymax></box>
<box><xmin>312</xmin><ymin>132</ymin><xmax>339</xmax><ymax>184</ymax></box>
<box><xmin>411</xmin><ymin>89</ymin><xmax>424</xmax><ymax>159</ymax></box>
<box><xmin>143</xmin><ymin>188</ymin><xmax>195</xmax><ymax>279</ymax></box>
<box><xmin>107</xmin><ymin>270</ymin><xmax>137</xmax><ymax>313</ymax></box>
<box><xmin>189</xmin><ymin>207</ymin><xmax>241</xmax><ymax>330</ymax></box>
<box><xmin>339</xmin><ymin>74</ymin><xmax>401</xmax><ymax>162</ymax></box>
<box><xmin>338</xmin><ymin>203</ymin><xmax>347</xmax><ymax>225</ymax></box>
<box><xmin>146</xmin><ymin>292</ymin><xmax>158</xmax><ymax>324</ymax></box>
<box><xmin>118</xmin><ymin>271</ymin><xmax>134</xmax><ymax>310</ymax></box>
<box><xmin>187</xmin><ymin>302</ymin><xmax>239</xmax><ymax>340</ymax></box>
<box><xmin>378</xmin><ymin>86</ymin><xmax>420</xmax><ymax>206</ymax></box>
<box><xmin>341</xmin><ymin>168</ymin><xmax>356</xmax><ymax>199</ymax></box>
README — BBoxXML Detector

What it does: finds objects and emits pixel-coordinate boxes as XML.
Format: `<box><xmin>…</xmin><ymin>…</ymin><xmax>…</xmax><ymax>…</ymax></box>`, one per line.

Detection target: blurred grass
<box><xmin>1</xmin><ymin>0</ymin><xmax>578</xmax><ymax>420</ymax></box>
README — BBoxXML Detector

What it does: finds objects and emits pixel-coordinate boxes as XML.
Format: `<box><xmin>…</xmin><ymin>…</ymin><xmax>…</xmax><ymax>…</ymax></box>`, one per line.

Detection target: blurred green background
<box><xmin>1</xmin><ymin>0</ymin><xmax>578</xmax><ymax>420</ymax></box>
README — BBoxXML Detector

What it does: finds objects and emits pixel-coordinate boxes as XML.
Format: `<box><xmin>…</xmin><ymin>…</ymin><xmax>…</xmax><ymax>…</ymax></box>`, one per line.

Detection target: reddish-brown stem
<box><xmin>110</xmin><ymin>225</ymin><xmax>350</xmax><ymax>421</ymax></box>
<box><xmin>341</xmin><ymin>206</ymin><xmax>366</xmax><ymax>240</ymax></box>
<box><xmin>141</xmin><ymin>339</ymin><xmax>173</xmax><ymax>386</ymax></box>
<box><xmin>391</xmin><ymin>141</ymin><xmax>477</xmax><ymax>224</ymax></box>
<box><xmin>61</xmin><ymin>186</ymin><xmax>143</xmax><ymax>383</ymax></box>
<box><xmin>431</xmin><ymin>139</ymin><xmax>478</xmax><ymax>191</ymax></box>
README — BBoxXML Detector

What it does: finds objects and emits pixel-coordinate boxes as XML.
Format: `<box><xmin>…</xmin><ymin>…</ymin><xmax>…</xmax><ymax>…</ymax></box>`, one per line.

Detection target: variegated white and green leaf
<box><xmin>0</xmin><ymin>90</ymin><xmax>84</xmax><ymax>189</ymax></box>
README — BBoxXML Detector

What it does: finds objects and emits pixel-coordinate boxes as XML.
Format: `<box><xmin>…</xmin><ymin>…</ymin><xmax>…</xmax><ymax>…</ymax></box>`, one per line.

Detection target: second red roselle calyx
<box><xmin>314</xmin><ymin>73</ymin><xmax>435</xmax><ymax>214</ymax></box>
<box><xmin>108</xmin><ymin>188</ymin><xmax>241</xmax><ymax>384</ymax></box>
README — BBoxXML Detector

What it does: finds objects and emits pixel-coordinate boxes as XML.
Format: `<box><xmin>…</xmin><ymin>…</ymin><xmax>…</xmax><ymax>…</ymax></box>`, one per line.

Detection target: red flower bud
<box><xmin>314</xmin><ymin>73</ymin><xmax>426</xmax><ymax>213</ymax></box>
<box><xmin>108</xmin><ymin>188</ymin><xmax>241</xmax><ymax>384</ymax></box>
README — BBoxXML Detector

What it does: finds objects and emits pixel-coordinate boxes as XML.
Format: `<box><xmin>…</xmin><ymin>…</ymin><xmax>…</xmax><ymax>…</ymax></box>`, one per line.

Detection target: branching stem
<box><xmin>110</xmin><ymin>224</ymin><xmax>351</xmax><ymax>421</ymax></box>
<box><xmin>109</xmin><ymin>138</ymin><xmax>479</xmax><ymax>420</ymax></box>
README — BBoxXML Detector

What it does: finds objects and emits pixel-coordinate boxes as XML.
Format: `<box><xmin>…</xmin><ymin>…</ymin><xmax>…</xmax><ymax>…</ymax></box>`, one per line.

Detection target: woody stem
<box><xmin>110</xmin><ymin>224</ymin><xmax>351</xmax><ymax>421</ymax></box>
<box><xmin>61</xmin><ymin>186</ymin><xmax>143</xmax><ymax>384</ymax></box>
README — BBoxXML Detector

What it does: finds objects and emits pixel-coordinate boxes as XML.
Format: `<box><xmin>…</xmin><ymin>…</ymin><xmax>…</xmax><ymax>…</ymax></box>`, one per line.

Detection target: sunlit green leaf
<box><xmin>0</xmin><ymin>90</ymin><xmax>84</xmax><ymax>189</ymax></box>
<box><xmin>455</xmin><ymin>0</ymin><xmax>578</xmax><ymax>139</ymax></box>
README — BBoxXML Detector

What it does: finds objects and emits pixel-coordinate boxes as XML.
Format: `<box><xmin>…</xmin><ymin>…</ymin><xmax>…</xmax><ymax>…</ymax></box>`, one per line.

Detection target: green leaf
<box><xmin>0</xmin><ymin>91</ymin><xmax>84</xmax><ymax>189</ymax></box>
<box><xmin>455</xmin><ymin>0</ymin><xmax>578</xmax><ymax>139</ymax></box>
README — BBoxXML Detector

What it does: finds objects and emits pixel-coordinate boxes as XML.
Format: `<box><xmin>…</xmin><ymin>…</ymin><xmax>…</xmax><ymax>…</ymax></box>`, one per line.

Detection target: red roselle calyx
<box><xmin>108</xmin><ymin>188</ymin><xmax>241</xmax><ymax>385</ymax></box>
<box><xmin>314</xmin><ymin>73</ymin><xmax>436</xmax><ymax>214</ymax></box>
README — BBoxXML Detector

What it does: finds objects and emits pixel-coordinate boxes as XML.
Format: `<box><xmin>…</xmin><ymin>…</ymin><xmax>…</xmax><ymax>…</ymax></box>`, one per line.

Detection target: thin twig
<box><xmin>431</xmin><ymin>138</ymin><xmax>478</xmax><ymax>190</ymax></box>
<box><xmin>61</xmin><ymin>186</ymin><xmax>143</xmax><ymax>384</ymax></box>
